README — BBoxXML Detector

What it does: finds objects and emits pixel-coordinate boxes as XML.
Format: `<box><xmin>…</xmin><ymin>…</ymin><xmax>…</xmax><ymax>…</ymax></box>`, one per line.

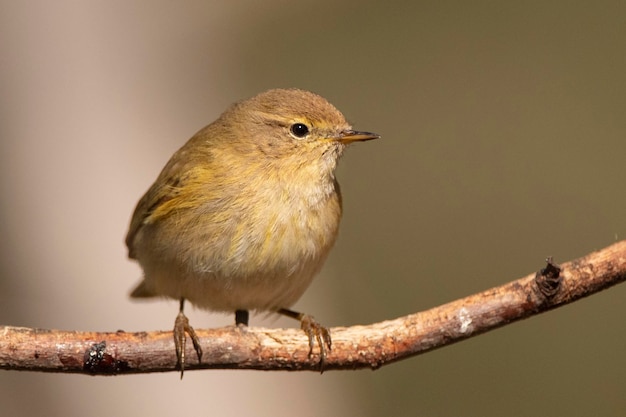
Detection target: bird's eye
<box><xmin>290</xmin><ymin>123</ymin><xmax>310</xmax><ymax>138</ymax></box>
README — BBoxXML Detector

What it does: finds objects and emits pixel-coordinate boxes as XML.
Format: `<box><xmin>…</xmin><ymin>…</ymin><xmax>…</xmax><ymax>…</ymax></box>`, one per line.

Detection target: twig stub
<box><xmin>535</xmin><ymin>256</ymin><xmax>562</xmax><ymax>299</ymax></box>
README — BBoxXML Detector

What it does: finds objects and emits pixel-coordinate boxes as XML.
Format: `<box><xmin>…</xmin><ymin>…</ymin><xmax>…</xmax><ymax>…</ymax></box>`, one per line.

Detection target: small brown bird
<box><xmin>126</xmin><ymin>88</ymin><xmax>379</xmax><ymax>376</ymax></box>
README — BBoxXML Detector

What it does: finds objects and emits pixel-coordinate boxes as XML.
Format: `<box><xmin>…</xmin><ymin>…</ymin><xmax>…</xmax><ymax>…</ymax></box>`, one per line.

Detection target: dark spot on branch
<box><xmin>83</xmin><ymin>341</ymin><xmax>129</xmax><ymax>374</ymax></box>
<box><xmin>535</xmin><ymin>257</ymin><xmax>562</xmax><ymax>299</ymax></box>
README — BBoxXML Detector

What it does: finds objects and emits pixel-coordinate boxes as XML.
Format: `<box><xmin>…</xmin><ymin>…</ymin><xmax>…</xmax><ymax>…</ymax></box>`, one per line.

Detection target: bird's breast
<box><xmin>222</xmin><ymin>176</ymin><xmax>342</xmax><ymax>278</ymax></box>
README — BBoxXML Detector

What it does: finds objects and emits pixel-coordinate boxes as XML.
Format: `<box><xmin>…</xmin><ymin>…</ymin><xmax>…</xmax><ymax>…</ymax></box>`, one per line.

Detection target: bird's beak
<box><xmin>338</xmin><ymin>130</ymin><xmax>380</xmax><ymax>143</ymax></box>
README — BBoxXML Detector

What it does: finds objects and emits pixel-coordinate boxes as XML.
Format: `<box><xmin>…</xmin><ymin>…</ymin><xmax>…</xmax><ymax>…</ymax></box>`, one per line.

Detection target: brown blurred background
<box><xmin>1</xmin><ymin>1</ymin><xmax>625</xmax><ymax>416</ymax></box>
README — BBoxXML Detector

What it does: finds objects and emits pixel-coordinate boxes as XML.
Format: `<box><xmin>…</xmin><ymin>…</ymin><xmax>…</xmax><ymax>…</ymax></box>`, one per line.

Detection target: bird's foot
<box><xmin>174</xmin><ymin>303</ymin><xmax>202</xmax><ymax>379</ymax></box>
<box><xmin>278</xmin><ymin>308</ymin><xmax>332</xmax><ymax>372</ymax></box>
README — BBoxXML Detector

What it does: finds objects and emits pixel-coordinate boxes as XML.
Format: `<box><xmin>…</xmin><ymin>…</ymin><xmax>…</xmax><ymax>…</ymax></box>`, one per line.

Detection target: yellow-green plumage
<box><xmin>126</xmin><ymin>89</ymin><xmax>377</xmax><ymax>314</ymax></box>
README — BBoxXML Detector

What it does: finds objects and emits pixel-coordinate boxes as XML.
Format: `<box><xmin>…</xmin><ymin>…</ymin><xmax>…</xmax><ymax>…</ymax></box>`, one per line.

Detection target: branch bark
<box><xmin>2</xmin><ymin>240</ymin><xmax>625</xmax><ymax>375</ymax></box>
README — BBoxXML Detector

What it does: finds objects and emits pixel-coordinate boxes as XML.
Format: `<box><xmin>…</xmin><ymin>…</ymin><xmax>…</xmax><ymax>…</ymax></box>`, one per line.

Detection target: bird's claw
<box><xmin>299</xmin><ymin>314</ymin><xmax>332</xmax><ymax>372</ymax></box>
<box><xmin>174</xmin><ymin>310</ymin><xmax>202</xmax><ymax>379</ymax></box>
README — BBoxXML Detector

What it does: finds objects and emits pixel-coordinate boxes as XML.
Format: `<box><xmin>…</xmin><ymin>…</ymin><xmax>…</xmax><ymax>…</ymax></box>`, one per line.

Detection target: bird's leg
<box><xmin>278</xmin><ymin>308</ymin><xmax>332</xmax><ymax>372</ymax></box>
<box><xmin>174</xmin><ymin>298</ymin><xmax>202</xmax><ymax>379</ymax></box>
<box><xmin>235</xmin><ymin>309</ymin><xmax>249</xmax><ymax>326</ymax></box>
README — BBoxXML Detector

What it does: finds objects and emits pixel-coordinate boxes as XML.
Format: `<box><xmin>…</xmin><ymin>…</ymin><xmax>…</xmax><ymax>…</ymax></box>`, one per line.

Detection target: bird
<box><xmin>126</xmin><ymin>88</ymin><xmax>379</xmax><ymax>376</ymax></box>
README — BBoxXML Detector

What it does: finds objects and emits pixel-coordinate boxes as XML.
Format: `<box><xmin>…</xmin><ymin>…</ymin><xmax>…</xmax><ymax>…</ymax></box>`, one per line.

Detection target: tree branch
<box><xmin>2</xmin><ymin>240</ymin><xmax>625</xmax><ymax>375</ymax></box>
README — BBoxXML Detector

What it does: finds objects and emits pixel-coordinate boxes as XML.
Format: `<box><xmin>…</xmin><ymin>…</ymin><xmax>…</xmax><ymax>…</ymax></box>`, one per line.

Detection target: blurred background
<box><xmin>1</xmin><ymin>1</ymin><xmax>625</xmax><ymax>416</ymax></box>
